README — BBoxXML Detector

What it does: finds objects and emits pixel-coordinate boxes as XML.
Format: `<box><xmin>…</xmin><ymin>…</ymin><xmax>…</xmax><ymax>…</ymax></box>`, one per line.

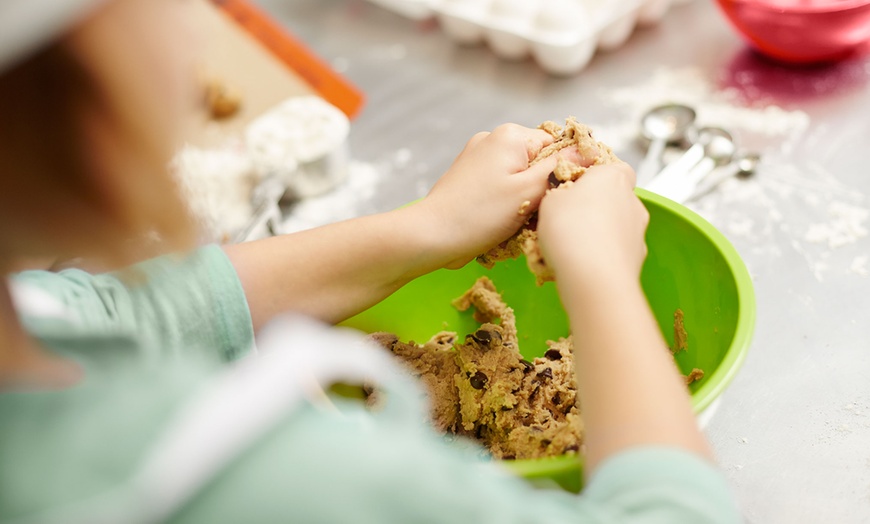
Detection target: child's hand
<box><xmin>416</xmin><ymin>123</ymin><xmax>595</xmax><ymax>269</ymax></box>
<box><xmin>536</xmin><ymin>162</ymin><xmax>649</xmax><ymax>284</ymax></box>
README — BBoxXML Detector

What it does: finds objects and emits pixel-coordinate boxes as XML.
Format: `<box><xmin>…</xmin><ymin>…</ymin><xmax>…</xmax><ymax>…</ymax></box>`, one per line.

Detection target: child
<box><xmin>0</xmin><ymin>0</ymin><xmax>739</xmax><ymax>522</ymax></box>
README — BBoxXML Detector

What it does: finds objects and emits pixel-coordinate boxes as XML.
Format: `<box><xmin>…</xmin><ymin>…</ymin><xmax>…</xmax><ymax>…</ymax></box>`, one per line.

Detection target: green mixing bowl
<box><xmin>342</xmin><ymin>188</ymin><xmax>755</xmax><ymax>492</ymax></box>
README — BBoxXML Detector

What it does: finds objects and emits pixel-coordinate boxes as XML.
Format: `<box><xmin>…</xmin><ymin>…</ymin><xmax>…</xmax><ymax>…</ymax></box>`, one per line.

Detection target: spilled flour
<box><xmin>593</xmin><ymin>66</ymin><xmax>868</xmax><ymax>283</ymax></box>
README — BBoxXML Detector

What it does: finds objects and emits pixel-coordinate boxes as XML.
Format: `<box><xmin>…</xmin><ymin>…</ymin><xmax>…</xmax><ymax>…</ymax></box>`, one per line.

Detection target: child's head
<box><xmin>0</xmin><ymin>0</ymin><xmax>200</xmax><ymax>268</ymax></box>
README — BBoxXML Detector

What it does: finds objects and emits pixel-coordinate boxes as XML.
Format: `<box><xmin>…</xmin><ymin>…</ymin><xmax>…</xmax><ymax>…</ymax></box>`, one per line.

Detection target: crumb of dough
<box><xmin>684</xmin><ymin>368</ymin><xmax>705</xmax><ymax>385</ymax></box>
<box><xmin>452</xmin><ymin>277</ymin><xmax>517</xmax><ymax>345</ymax></box>
<box><xmin>204</xmin><ymin>79</ymin><xmax>242</xmax><ymax>120</ymax></box>
<box><xmin>523</xmin><ymin>233</ymin><xmax>553</xmax><ymax>286</ymax></box>
<box><xmin>671</xmin><ymin>308</ymin><xmax>688</xmax><ymax>353</ymax></box>
<box><xmin>476</xmin><ymin>229</ymin><xmax>536</xmax><ymax>269</ymax></box>
<box><xmin>518</xmin><ymin>200</ymin><xmax>531</xmax><ymax>216</ymax></box>
<box><xmin>477</xmin><ymin>117</ymin><xmax>622</xmax><ymax>285</ymax></box>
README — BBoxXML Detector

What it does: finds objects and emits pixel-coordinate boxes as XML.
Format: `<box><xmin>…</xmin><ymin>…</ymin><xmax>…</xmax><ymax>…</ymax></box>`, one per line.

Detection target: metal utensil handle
<box><xmin>687</xmin><ymin>163</ymin><xmax>740</xmax><ymax>203</ymax></box>
<box><xmin>644</xmin><ymin>142</ymin><xmax>705</xmax><ymax>194</ymax></box>
<box><xmin>637</xmin><ymin>138</ymin><xmax>666</xmax><ymax>187</ymax></box>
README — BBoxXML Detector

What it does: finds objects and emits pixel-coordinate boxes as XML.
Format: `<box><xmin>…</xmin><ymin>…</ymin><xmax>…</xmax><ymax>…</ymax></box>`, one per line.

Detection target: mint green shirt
<box><xmin>1</xmin><ymin>246</ymin><xmax>741</xmax><ymax>523</ymax></box>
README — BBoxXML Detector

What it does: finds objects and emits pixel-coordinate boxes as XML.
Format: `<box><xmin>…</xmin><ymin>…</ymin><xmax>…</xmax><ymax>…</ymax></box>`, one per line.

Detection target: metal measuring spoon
<box><xmin>233</xmin><ymin>173</ymin><xmax>288</xmax><ymax>243</ymax></box>
<box><xmin>645</xmin><ymin>127</ymin><xmax>736</xmax><ymax>203</ymax></box>
<box><xmin>686</xmin><ymin>152</ymin><xmax>760</xmax><ymax>202</ymax></box>
<box><xmin>636</xmin><ymin>103</ymin><xmax>697</xmax><ymax>186</ymax></box>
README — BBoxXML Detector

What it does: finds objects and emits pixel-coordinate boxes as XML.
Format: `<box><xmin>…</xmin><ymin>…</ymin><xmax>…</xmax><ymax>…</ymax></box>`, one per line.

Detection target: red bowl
<box><xmin>714</xmin><ymin>0</ymin><xmax>870</xmax><ymax>64</ymax></box>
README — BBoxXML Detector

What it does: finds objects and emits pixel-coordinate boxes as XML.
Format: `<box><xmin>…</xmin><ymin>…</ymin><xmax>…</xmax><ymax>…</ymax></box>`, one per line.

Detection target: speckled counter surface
<box><xmin>254</xmin><ymin>1</ymin><xmax>870</xmax><ymax>521</ymax></box>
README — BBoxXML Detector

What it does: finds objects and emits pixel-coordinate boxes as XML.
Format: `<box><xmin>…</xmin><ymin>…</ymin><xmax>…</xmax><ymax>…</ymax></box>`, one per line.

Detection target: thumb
<box><xmin>512</xmin><ymin>154</ymin><xmax>559</xmax><ymax>213</ymax></box>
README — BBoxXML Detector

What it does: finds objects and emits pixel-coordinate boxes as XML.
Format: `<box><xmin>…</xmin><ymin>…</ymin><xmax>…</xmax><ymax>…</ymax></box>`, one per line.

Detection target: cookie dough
<box><xmin>370</xmin><ymin>331</ymin><xmax>462</xmax><ymax>432</ymax></box>
<box><xmin>372</xmin><ymin>277</ymin><xmax>583</xmax><ymax>460</ymax></box>
<box><xmin>371</xmin><ymin>278</ymin><xmax>700</xmax><ymax>460</ymax></box>
<box><xmin>204</xmin><ymin>78</ymin><xmax>242</xmax><ymax>120</ymax></box>
<box><xmin>477</xmin><ymin>117</ymin><xmax>623</xmax><ymax>285</ymax></box>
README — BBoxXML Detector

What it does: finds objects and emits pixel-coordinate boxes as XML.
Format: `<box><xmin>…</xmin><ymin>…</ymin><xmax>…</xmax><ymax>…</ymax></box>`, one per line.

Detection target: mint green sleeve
<box><xmin>13</xmin><ymin>245</ymin><xmax>255</xmax><ymax>364</ymax></box>
<box><xmin>172</xmin><ymin>401</ymin><xmax>742</xmax><ymax>524</ymax></box>
<box><xmin>582</xmin><ymin>447</ymin><xmax>742</xmax><ymax>523</ymax></box>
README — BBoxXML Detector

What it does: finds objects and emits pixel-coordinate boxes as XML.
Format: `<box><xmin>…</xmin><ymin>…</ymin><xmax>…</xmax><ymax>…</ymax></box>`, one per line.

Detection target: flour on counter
<box><xmin>172</xmin><ymin>143</ymin><xmax>258</xmax><ymax>243</ymax></box>
<box><xmin>850</xmin><ymin>256</ymin><xmax>869</xmax><ymax>277</ymax></box>
<box><xmin>804</xmin><ymin>202</ymin><xmax>869</xmax><ymax>249</ymax></box>
<box><xmin>171</xmin><ymin>96</ymin><xmax>356</xmax><ymax>243</ymax></box>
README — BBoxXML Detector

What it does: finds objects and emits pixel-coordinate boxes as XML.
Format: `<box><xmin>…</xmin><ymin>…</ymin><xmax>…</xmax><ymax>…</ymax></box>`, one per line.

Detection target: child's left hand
<box><xmin>414</xmin><ymin>123</ymin><xmax>597</xmax><ymax>269</ymax></box>
<box><xmin>227</xmin><ymin>123</ymin><xmax>598</xmax><ymax>327</ymax></box>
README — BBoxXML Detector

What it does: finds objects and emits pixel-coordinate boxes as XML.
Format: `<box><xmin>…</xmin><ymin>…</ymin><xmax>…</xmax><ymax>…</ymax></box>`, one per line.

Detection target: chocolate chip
<box><xmin>548</xmin><ymin>172</ymin><xmax>562</xmax><ymax>188</ymax></box>
<box><xmin>552</xmin><ymin>393</ymin><xmax>562</xmax><ymax>405</ymax></box>
<box><xmin>541</xmin><ymin>439</ymin><xmax>552</xmax><ymax>447</ymax></box>
<box><xmin>520</xmin><ymin>359</ymin><xmax>534</xmax><ymax>373</ymax></box>
<box><xmin>544</xmin><ymin>349</ymin><xmax>562</xmax><ymax>361</ymax></box>
<box><xmin>529</xmin><ymin>385</ymin><xmax>540</xmax><ymax>402</ymax></box>
<box><xmin>538</xmin><ymin>368</ymin><xmax>553</xmax><ymax>380</ymax></box>
<box><xmin>502</xmin><ymin>454</ymin><xmax>516</xmax><ymax>460</ymax></box>
<box><xmin>469</xmin><ymin>371</ymin><xmax>489</xmax><ymax>390</ymax></box>
<box><xmin>526</xmin><ymin>213</ymin><xmax>539</xmax><ymax>231</ymax></box>
<box><xmin>471</xmin><ymin>329</ymin><xmax>501</xmax><ymax>346</ymax></box>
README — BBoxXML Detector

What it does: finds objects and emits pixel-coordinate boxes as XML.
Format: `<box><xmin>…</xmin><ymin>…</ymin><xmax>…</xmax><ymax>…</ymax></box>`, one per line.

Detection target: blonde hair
<box><xmin>0</xmin><ymin>38</ymin><xmax>195</xmax><ymax>268</ymax></box>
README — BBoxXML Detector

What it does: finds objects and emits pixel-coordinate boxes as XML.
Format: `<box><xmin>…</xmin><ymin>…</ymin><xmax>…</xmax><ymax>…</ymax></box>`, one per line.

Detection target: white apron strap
<box><xmin>20</xmin><ymin>315</ymin><xmax>418</xmax><ymax>524</ymax></box>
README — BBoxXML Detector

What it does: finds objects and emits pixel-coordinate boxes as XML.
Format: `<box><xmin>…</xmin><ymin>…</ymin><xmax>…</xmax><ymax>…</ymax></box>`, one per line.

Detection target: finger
<box><xmin>490</xmin><ymin>123</ymin><xmax>555</xmax><ymax>162</ymax></box>
<box><xmin>557</xmin><ymin>144</ymin><xmax>599</xmax><ymax>168</ymax></box>
<box><xmin>613</xmin><ymin>161</ymin><xmax>637</xmax><ymax>187</ymax></box>
<box><xmin>512</xmin><ymin>154</ymin><xmax>560</xmax><ymax>212</ymax></box>
<box><xmin>524</xmin><ymin>129</ymin><xmax>557</xmax><ymax>162</ymax></box>
<box><xmin>583</xmin><ymin>161</ymin><xmax>637</xmax><ymax>188</ymax></box>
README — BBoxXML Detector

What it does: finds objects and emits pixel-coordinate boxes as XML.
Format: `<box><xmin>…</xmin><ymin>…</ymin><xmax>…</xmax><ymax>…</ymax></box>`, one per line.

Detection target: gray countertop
<box><xmin>256</xmin><ymin>1</ymin><xmax>870</xmax><ymax>521</ymax></box>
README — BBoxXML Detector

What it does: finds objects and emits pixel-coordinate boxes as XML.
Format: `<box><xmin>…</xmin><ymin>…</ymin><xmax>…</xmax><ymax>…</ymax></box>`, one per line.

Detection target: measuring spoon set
<box><xmin>636</xmin><ymin>103</ymin><xmax>759</xmax><ymax>203</ymax></box>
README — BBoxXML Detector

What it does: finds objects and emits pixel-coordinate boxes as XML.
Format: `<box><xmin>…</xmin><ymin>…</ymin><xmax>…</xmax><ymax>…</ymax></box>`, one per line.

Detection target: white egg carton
<box><xmin>365</xmin><ymin>0</ymin><xmax>689</xmax><ymax>75</ymax></box>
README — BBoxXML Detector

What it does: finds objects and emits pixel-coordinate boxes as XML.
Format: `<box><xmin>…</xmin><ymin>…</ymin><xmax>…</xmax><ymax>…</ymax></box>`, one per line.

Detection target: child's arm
<box><xmin>536</xmin><ymin>163</ymin><xmax>714</xmax><ymax>475</ymax></box>
<box><xmin>224</xmin><ymin>124</ymin><xmax>590</xmax><ymax>330</ymax></box>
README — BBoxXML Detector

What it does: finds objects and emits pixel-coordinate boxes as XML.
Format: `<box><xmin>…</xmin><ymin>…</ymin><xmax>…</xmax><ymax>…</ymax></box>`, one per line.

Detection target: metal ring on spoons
<box><xmin>636</xmin><ymin>103</ymin><xmax>697</xmax><ymax>187</ymax></box>
<box><xmin>645</xmin><ymin>127</ymin><xmax>736</xmax><ymax>203</ymax></box>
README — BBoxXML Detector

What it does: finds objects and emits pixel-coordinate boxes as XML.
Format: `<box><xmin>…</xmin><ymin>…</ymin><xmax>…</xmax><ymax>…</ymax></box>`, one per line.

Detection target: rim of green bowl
<box><xmin>504</xmin><ymin>188</ymin><xmax>756</xmax><ymax>480</ymax></box>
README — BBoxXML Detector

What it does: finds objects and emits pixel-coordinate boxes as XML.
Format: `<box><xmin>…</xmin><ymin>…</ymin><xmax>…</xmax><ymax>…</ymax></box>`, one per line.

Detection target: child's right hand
<box><xmin>536</xmin><ymin>162</ymin><xmax>649</xmax><ymax>285</ymax></box>
<box><xmin>538</xmin><ymin>162</ymin><xmax>715</xmax><ymax>473</ymax></box>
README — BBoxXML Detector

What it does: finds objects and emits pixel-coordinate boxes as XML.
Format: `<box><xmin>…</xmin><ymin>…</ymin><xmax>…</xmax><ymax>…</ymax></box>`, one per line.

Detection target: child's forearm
<box><xmin>224</xmin><ymin>203</ymin><xmax>452</xmax><ymax>330</ymax></box>
<box><xmin>557</xmin><ymin>270</ymin><xmax>714</xmax><ymax>475</ymax></box>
